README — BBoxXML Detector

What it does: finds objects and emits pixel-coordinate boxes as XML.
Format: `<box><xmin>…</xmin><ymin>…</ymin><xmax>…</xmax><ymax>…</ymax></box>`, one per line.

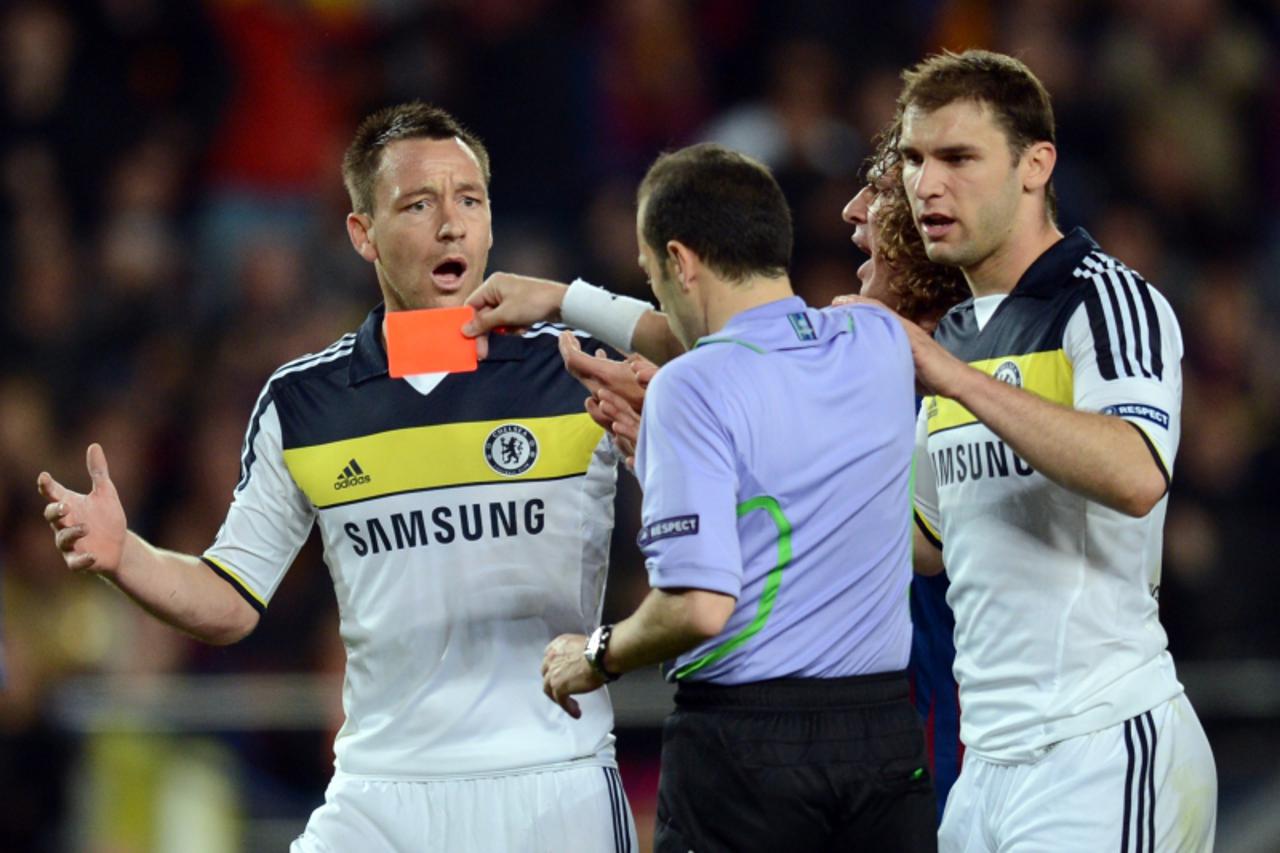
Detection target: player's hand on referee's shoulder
<box><xmin>832</xmin><ymin>293</ymin><xmax>970</xmax><ymax>398</ymax></box>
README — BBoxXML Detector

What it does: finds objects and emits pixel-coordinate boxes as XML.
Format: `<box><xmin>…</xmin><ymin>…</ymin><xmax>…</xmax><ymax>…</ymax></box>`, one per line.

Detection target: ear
<box><xmin>347</xmin><ymin>212</ymin><xmax>378</xmax><ymax>264</ymax></box>
<box><xmin>666</xmin><ymin>240</ymin><xmax>699</xmax><ymax>293</ymax></box>
<box><xmin>1021</xmin><ymin>141</ymin><xmax>1057</xmax><ymax>194</ymax></box>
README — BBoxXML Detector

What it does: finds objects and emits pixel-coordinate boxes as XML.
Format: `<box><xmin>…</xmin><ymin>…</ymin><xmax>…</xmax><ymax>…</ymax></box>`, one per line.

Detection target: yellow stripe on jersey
<box><xmin>202</xmin><ymin>555</ymin><xmax>268</xmax><ymax>608</ymax></box>
<box><xmin>927</xmin><ymin>349</ymin><xmax>1073</xmax><ymax>435</ymax></box>
<box><xmin>913</xmin><ymin>508</ymin><xmax>942</xmax><ymax>547</ymax></box>
<box><xmin>284</xmin><ymin>413</ymin><xmax>605</xmax><ymax>509</ymax></box>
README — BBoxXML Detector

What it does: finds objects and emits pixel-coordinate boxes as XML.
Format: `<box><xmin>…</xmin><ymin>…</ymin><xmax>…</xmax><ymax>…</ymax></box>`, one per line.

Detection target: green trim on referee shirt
<box><xmin>693</xmin><ymin>337</ymin><xmax>766</xmax><ymax>354</ymax></box>
<box><xmin>673</xmin><ymin>496</ymin><xmax>792</xmax><ymax>680</ymax></box>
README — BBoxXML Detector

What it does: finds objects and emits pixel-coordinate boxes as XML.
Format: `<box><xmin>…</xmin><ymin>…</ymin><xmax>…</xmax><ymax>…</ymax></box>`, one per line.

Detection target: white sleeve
<box><xmin>912</xmin><ymin>402</ymin><xmax>942</xmax><ymax>547</ymax></box>
<box><xmin>203</xmin><ymin>395</ymin><xmax>316</xmax><ymax>610</ymax></box>
<box><xmin>1066</xmin><ymin>275</ymin><xmax>1183</xmax><ymax>481</ymax></box>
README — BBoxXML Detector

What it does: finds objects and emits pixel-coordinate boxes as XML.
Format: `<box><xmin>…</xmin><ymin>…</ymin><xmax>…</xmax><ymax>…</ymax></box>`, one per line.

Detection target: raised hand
<box><xmin>591</xmin><ymin>388</ymin><xmax>642</xmax><ymax>469</ymax></box>
<box><xmin>558</xmin><ymin>331</ymin><xmax>647</xmax><ymax>410</ymax></box>
<box><xmin>37</xmin><ymin>443</ymin><xmax>128</xmax><ymax>574</ymax></box>
<box><xmin>628</xmin><ymin>354</ymin><xmax>658</xmax><ymax>389</ymax></box>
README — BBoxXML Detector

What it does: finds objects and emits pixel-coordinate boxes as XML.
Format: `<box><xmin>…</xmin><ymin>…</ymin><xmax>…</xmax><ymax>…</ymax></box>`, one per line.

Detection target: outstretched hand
<box><xmin>37</xmin><ymin>443</ymin><xmax>128</xmax><ymax>574</ymax></box>
<box><xmin>559</xmin><ymin>332</ymin><xmax>653</xmax><ymax>468</ymax></box>
<box><xmin>589</xmin><ymin>389</ymin><xmax>642</xmax><ymax>469</ymax></box>
<box><xmin>558</xmin><ymin>331</ymin><xmax>650</xmax><ymax>409</ymax></box>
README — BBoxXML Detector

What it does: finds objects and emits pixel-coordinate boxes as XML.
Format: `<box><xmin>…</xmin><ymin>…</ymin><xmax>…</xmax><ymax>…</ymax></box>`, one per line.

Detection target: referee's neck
<box><xmin>705</xmin><ymin>274</ymin><xmax>794</xmax><ymax>335</ymax></box>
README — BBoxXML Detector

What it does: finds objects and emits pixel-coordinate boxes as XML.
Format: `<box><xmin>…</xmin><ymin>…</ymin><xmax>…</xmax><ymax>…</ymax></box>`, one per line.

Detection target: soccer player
<box><xmin>892</xmin><ymin>50</ymin><xmax>1216</xmax><ymax>851</ymax></box>
<box><xmin>843</xmin><ymin>146</ymin><xmax>970</xmax><ymax>824</ymax></box>
<box><xmin>37</xmin><ymin>102</ymin><xmax>638</xmax><ymax>852</ymax></box>
<box><xmin>540</xmin><ymin>143</ymin><xmax>936</xmax><ymax>851</ymax></box>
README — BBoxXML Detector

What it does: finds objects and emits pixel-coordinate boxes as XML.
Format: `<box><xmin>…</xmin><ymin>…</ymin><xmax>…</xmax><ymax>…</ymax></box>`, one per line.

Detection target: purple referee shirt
<box><xmin>635</xmin><ymin>296</ymin><xmax>916</xmax><ymax>684</ymax></box>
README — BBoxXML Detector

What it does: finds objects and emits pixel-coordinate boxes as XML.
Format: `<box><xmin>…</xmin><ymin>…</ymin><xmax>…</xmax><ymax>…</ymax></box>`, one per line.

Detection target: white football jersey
<box><xmin>915</xmin><ymin>230</ymin><xmax>1186</xmax><ymax>763</ymax></box>
<box><xmin>205</xmin><ymin>311</ymin><xmax>621</xmax><ymax>778</ymax></box>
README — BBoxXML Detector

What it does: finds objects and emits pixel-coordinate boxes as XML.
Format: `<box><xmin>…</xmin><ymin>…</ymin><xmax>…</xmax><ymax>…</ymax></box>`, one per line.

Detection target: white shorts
<box><xmin>291</xmin><ymin>762</ymin><xmax>638</xmax><ymax>853</ymax></box>
<box><xmin>940</xmin><ymin>693</ymin><xmax>1216</xmax><ymax>852</ymax></box>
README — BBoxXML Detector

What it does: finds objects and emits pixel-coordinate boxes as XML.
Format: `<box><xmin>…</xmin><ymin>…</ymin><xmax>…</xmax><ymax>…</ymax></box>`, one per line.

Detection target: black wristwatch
<box><xmin>584</xmin><ymin>624</ymin><xmax>621</xmax><ymax>682</ymax></box>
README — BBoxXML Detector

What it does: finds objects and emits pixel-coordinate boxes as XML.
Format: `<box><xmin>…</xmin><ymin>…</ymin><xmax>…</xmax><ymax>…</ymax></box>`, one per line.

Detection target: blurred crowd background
<box><xmin>2</xmin><ymin>0</ymin><xmax>1278</xmax><ymax>850</ymax></box>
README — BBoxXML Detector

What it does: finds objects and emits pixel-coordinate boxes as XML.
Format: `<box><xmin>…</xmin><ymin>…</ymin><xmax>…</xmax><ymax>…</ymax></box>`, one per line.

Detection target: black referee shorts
<box><xmin>654</xmin><ymin>671</ymin><xmax>936</xmax><ymax>853</ymax></box>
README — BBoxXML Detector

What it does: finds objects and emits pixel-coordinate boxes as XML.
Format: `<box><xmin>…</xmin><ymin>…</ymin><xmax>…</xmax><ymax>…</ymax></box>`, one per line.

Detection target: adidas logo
<box><xmin>334</xmin><ymin>459</ymin><xmax>372</xmax><ymax>490</ymax></box>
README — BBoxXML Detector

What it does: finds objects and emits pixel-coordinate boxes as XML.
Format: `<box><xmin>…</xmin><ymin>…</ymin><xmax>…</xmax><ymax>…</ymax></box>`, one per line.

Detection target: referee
<box><xmin>541</xmin><ymin>143</ymin><xmax>936</xmax><ymax>852</ymax></box>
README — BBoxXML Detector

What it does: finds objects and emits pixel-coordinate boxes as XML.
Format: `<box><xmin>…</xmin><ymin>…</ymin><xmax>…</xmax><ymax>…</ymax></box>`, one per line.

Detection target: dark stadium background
<box><xmin>2</xmin><ymin>1</ymin><xmax>1278</xmax><ymax>850</ymax></box>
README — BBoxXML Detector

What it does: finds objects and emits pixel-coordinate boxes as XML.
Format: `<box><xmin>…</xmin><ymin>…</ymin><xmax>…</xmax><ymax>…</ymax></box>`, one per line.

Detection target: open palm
<box><xmin>37</xmin><ymin>443</ymin><xmax>127</xmax><ymax>573</ymax></box>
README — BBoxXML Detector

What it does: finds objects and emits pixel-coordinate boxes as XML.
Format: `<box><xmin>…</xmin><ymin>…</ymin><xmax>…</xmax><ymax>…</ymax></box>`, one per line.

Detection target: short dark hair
<box><xmin>637</xmin><ymin>143</ymin><xmax>792</xmax><ymax>281</ymax></box>
<box><xmin>342</xmin><ymin>101</ymin><xmax>491</xmax><ymax>214</ymax></box>
<box><xmin>898</xmin><ymin>50</ymin><xmax>1057</xmax><ymax>217</ymax></box>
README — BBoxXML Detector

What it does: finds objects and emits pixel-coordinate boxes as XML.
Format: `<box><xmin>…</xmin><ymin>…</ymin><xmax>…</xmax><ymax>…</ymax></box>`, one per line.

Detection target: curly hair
<box><xmin>862</xmin><ymin>119</ymin><xmax>969</xmax><ymax>326</ymax></box>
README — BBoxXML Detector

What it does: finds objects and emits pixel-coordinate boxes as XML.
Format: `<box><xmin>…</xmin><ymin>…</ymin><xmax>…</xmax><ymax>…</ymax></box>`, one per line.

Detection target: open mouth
<box><xmin>919</xmin><ymin>213</ymin><xmax>956</xmax><ymax>240</ymax></box>
<box><xmin>431</xmin><ymin>258</ymin><xmax>468</xmax><ymax>290</ymax></box>
<box><xmin>852</xmin><ymin>226</ymin><xmax>870</xmax><ymax>254</ymax></box>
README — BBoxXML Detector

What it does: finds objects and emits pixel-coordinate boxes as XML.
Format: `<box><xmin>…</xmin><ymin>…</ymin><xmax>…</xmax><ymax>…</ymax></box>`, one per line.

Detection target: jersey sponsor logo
<box><xmin>932</xmin><ymin>439</ymin><xmax>1034</xmax><ymax>486</ymax></box>
<box><xmin>343</xmin><ymin>499</ymin><xmax>546</xmax><ymax>555</ymax></box>
<box><xmin>787</xmin><ymin>312</ymin><xmax>817</xmax><ymax>341</ymax></box>
<box><xmin>484</xmin><ymin>424</ymin><xmax>538</xmax><ymax>476</ymax></box>
<box><xmin>993</xmin><ymin>361</ymin><xmax>1022</xmax><ymax>387</ymax></box>
<box><xmin>637</xmin><ymin>514</ymin><xmax>700</xmax><ymax>547</ymax></box>
<box><xmin>334</xmin><ymin>458</ymin><xmax>372</xmax><ymax>490</ymax></box>
<box><xmin>1101</xmin><ymin>403</ymin><xmax>1169</xmax><ymax>429</ymax></box>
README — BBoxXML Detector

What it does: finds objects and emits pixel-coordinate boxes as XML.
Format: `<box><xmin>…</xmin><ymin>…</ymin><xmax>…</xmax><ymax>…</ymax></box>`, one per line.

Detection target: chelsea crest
<box><xmin>485</xmin><ymin>424</ymin><xmax>538</xmax><ymax>476</ymax></box>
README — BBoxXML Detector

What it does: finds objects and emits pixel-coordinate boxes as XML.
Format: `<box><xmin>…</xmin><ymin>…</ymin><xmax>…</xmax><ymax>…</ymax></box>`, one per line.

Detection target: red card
<box><xmin>385</xmin><ymin>306</ymin><xmax>478</xmax><ymax>377</ymax></box>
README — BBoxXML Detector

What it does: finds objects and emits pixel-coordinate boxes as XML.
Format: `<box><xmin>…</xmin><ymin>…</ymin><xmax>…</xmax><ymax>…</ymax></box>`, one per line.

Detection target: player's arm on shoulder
<box><xmin>465</xmin><ymin>273</ymin><xmax>685</xmax><ymax>364</ymax></box>
<box><xmin>38</xmin><ymin>444</ymin><xmax>260</xmax><ymax>644</ymax></box>
<box><xmin>921</xmin><ymin>299</ymin><xmax>1171</xmax><ymax>517</ymax></box>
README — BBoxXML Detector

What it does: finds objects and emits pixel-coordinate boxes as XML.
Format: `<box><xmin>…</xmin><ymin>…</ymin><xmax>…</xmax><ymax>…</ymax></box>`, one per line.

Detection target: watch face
<box><xmin>585</xmin><ymin>626</ymin><xmax>616</xmax><ymax>679</ymax></box>
<box><xmin>586</xmin><ymin>627</ymin><xmax>605</xmax><ymax>663</ymax></box>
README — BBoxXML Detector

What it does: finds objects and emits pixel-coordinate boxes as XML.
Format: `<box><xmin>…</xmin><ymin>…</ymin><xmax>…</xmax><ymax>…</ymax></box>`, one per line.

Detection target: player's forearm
<box><xmin>107</xmin><ymin>533</ymin><xmax>259</xmax><ymax>645</ymax></box>
<box><xmin>950</xmin><ymin>368</ymin><xmax>1167</xmax><ymax>517</ymax></box>
<box><xmin>605</xmin><ymin>588</ymin><xmax>735</xmax><ymax>674</ymax></box>
<box><xmin>560</xmin><ymin>279</ymin><xmax>683</xmax><ymax>362</ymax></box>
<box><xmin>630</xmin><ymin>310</ymin><xmax>686</xmax><ymax>365</ymax></box>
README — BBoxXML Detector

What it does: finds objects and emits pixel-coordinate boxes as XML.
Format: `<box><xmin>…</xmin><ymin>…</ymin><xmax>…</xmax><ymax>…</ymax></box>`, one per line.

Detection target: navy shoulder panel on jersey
<box><xmin>934</xmin><ymin>228</ymin><xmax>1096</xmax><ymax>363</ymax></box>
<box><xmin>235</xmin><ymin>334</ymin><xmax>358</xmax><ymax>491</ymax></box>
<box><xmin>271</xmin><ymin>317</ymin><xmax>603</xmax><ymax>450</ymax></box>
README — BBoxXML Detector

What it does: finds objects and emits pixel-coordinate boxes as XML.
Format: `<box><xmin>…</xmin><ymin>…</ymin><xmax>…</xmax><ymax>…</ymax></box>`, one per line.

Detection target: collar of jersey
<box><xmin>348</xmin><ymin>304</ymin><xmax>525</xmax><ymax>386</ymax></box>
<box><xmin>694</xmin><ymin>295</ymin><xmax>818</xmax><ymax>353</ymax></box>
<box><xmin>1004</xmin><ymin>226</ymin><xmax>1099</xmax><ymax>300</ymax></box>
